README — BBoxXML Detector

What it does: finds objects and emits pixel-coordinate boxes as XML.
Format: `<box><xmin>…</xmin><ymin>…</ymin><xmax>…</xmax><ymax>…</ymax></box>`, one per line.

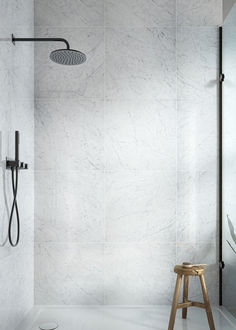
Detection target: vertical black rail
<box><xmin>219</xmin><ymin>26</ymin><xmax>223</xmax><ymax>306</ymax></box>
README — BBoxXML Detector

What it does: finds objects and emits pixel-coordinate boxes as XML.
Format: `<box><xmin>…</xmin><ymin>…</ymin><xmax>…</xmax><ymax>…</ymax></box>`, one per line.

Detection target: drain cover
<box><xmin>39</xmin><ymin>322</ymin><xmax>58</xmax><ymax>330</ymax></box>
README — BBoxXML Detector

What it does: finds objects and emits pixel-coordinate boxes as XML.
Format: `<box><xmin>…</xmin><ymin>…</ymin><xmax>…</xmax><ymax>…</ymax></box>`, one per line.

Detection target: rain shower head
<box><xmin>11</xmin><ymin>34</ymin><xmax>86</xmax><ymax>66</ymax></box>
<box><xmin>50</xmin><ymin>48</ymin><xmax>86</xmax><ymax>65</ymax></box>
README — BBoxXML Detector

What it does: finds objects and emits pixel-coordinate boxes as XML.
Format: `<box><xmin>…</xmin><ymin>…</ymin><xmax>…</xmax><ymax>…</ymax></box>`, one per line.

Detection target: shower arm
<box><xmin>11</xmin><ymin>34</ymin><xmax>70</xmax><ymax>49</ymax></box>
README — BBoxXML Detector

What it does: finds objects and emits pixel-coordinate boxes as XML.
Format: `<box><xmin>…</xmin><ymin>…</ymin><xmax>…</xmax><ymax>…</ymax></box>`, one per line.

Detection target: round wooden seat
<box><xmin>174</xmin><ymin>265</ymin><xmax>205</xmax><ymax>276</ymax></box>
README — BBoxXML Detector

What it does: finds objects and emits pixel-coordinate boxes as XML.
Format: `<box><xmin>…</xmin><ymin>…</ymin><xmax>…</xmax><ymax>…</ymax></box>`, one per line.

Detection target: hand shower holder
<box><xmin>6</xmin><ymin>131</ymin><xmax>28</xmax><ymax>170</ymax></box>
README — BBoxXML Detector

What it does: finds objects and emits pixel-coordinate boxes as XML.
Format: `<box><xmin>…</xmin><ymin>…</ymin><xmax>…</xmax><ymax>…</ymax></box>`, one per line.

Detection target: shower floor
<box><xmin>17</xmin><ymin>306</ymin><xmax>236</xmax><ymax>330</ymax></box>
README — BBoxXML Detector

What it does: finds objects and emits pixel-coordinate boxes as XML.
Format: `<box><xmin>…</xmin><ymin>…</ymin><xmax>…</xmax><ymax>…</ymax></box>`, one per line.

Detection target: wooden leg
<box><xmin>168</xmin><ymin>274</ymin><xmax>182</xmax><ymax>330</ymax></box>
<box><xmin>182</xmin><ymin>275</ymin><xmax>189</xmax><ymax>319</ymax></box>
<box><xmin>199</xmin><ymin>274</ymin><xmax>215</xmax><ymax>330</ymax></box>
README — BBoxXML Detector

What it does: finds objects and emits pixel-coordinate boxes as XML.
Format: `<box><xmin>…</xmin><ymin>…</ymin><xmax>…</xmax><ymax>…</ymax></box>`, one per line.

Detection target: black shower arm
<box><xmin>12</xmin><ymin>34</ymin><xmax>70</xmax><ymax>49</ymax></box>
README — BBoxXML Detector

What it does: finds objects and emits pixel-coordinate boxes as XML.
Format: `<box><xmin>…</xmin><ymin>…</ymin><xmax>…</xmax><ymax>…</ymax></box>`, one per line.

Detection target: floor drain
<box><xmin>39</xmin><ymin>322</ymin><xmax>58</xmax><ymax>330</ymax></box>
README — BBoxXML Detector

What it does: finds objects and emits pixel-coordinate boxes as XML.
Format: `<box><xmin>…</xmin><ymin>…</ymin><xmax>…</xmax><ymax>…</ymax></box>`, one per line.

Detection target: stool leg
<box><xmin>182</xmin><ymin>275</ymin><xmax>189</xmax><ymax>319</ymax></box>
<box><xmin>199</xmin><ymin>274</ymin><xmax>215</xmax><ymax>330</ymax></box>
<box><xmin>168</xmin><ymin>274</ymin><xmax>182</xmax><ymax>330</ymax></box>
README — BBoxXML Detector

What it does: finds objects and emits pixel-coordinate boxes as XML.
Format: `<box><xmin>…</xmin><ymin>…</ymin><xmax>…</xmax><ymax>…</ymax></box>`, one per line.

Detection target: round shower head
<box><xmin>50</xmin><ymin>48</ymin><xmax>86</xmax><ymax>65</ymax></box>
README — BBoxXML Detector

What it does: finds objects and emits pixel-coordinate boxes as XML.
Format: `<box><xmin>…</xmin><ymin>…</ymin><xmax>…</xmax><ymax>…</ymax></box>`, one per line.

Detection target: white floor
<box><xmin>17</xmin><ymin>306</ymin><xmax>236</xmax><ymax>330</ymax></box>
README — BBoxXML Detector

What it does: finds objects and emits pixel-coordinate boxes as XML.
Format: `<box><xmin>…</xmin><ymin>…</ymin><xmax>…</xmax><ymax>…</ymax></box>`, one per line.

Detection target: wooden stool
<box><xmin>168</xmin><ymin>263</ymin><xmax>215</xmax><ymax>330</ymax></box>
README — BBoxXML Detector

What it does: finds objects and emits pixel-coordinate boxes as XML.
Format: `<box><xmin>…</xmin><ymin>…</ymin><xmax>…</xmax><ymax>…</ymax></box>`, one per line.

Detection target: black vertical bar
<box><xmin>15</xmin><ymin>131</ymin><xmax>19</xmax><ymax>162</ymax></box>
<box><xmin>219</xmin><ymin>26</ymin><xmax>223</xmax><ymax>306</ymax></box>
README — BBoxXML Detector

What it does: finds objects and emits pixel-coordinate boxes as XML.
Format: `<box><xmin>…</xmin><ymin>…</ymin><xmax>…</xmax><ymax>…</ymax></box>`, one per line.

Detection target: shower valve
<box><xmin>6</xmin><ymin>131</ymin><xmax>28</xmax><ymax>170</ymax></box>
<box><xmin>6</xmin><ymin>159</ymin><xmax>28</xmax><ymax>170</ymax></box>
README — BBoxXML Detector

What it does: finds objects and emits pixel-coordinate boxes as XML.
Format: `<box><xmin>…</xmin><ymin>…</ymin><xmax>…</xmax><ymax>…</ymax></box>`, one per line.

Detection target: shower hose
<box><xmin>8</xmin><ymin>167</ymin><xmax>20</xmax><ymax>247</ymax></box>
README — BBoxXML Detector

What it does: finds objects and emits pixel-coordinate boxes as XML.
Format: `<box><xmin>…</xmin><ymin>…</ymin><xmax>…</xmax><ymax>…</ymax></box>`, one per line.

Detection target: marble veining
<box><xmin>0</xmin><ymin>0</ymin><xmax>34</xmax><ymax>329</ymax></box>
<box><xmin>104</xmin><ymin>243</ymin><xmax>176</xmax><ymax>305</ymax></box>
<box><xmin>35</xmin><ymin>98</ymin><xmax>104</xmax><ymax>171</ymax></box>
<box><xmin>177</xmin><ymin>98</ymin><xmax>217</xmax><ymax>172</ymax></box>
<box><xmin>106</xmin><ymin>27</ymin><xmax>176</xmax><ymax>100</ymax></box>
<box><xmin>34</xmin><ymin>0</ymin><xmax>221</xmax><ymax>306</ymax></box>
<box><xmin>105</xmin><ymin>99</ymin><xmax>176</xmax><ymax>171</ymax></box>
<box><xmin>106</xmin><ymin>0</ymin><xmax>176</xmax><ymax>27</ymax></box>
<box><xmin>177</xmin><ymin>27</ymin><xmax>218</xmax><ymax>100</ymax></box>
<box><xmin>35</xmin><ymin>243</ymin><xmax>104</xmax><ymax>305</ymax></box>
<box><xmin>35</xmin><ymin>0</ymin><xmax>104</xmax><ymax>27</ymax></box>
<box><xmin>35</xmin><ymin>170</ymin><xmax>104</xmax><ymax>243</ymax></box>
<box><xmin>105</xmin><ymin>170</ymin><xmax>176</xmax><ymax>243</ymax></box>
<box><xmin>177</xmin><ymin>171</ymin><xmax>217</xmax><ymax>244</ymax></box>
<box><xmin>177</xmin><ymin>0</ymin><xmax>222</xmax><ymax>26</ymax></box>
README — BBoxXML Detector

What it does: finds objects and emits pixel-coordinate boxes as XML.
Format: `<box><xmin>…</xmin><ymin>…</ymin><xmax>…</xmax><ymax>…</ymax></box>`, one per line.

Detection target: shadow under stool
<box><xmin>168</xmin><ymin>263</ymin><xmax>215</xmax><ymax>330</ymax></box>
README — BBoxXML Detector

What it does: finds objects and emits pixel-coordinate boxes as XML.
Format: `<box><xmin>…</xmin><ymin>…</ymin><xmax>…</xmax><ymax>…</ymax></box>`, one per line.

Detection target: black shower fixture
<box><xmin>6</xmin><ymin>131</ymin><xmax>28</xmax><ymax>247</ymax></box>
<box><xmin>11</xmin><ymin>34</ymin><xmax>87</xmax><ymax>65</ymax></box>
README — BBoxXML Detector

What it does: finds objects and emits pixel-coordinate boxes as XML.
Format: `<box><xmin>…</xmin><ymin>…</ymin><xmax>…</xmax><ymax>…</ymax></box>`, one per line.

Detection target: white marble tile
<box><xmin>12</xmin><ymin>0</ymin><xmax>34</xmax><ymax>28</ymax></box>
<box><xmin>105</xmin><ymin>99</ymin><xmax>176</xmax><ymax>171</ymax></box>
<box><xmin>106</xmin><ymin>27</ymin><xmax>176</xmax><ymax>100</ymax></box>
<box><xmin>0</xmin><ymin>28</ymin><xmax>12</xmax><ymax>69</ymax></box>
<box><xmin>11</xmin><ymin>44</ymin><xmax>34</xmax><ymax>100</ymax></box>
<box><xmin>177</xmin><ymin>99</ymin><xmax>217</xmax><ymax>172</ymax></box>
<box><xmin>0</xmin><ymin>247</ymin><xmax>34</xmax><ymax>330</ymax></box>
<box><xmin>105</xmin><ymin>170</ymin><xmax>176</xmax><ymax>243</ymax></box>
<box><xmin>35</xmin><ymin>243</ymin><xmax>104</xmax><ymax>305</ymax></box>
<box><xmin>0</xmin><ymin>0</ymin><xmax>34</xmax><ymax>328</ymax></box>
<box><xmin>35</xmin><ymin>171</ymin><xmax>55</xmax><ymax>241</ymax></box>
<box><xmin>0</xmin><ymin>32</ymin><xmax>32</xmax><ymax>110</ymax></box>
<box><xmin>35</xmin><ymin>0</ymin><xmax>104</xmax><ymax>27</ymax></box>
<box><xmin>0</xmin><ymin>30</ymin><xmax>13</xmax><ymax>107</ymax></box>
<box><xmin>177</xmin><ymin>27</ymin><xmax>218</xmax><ymax>100</ymax></box>
<box><xmin>106</xmin><ymin>0</ymin><xmax>176</xmax><ymax>27</ymax></box>
<box><xmin>0</xmin><ymin>1</ymin><xmax>12</xmax><ymax>28</ymax></box>
<box><xmin>177</xmin><ymin>0</ymin><xmax>222</xmax><ymax>26</ymax></box>
<box><xmin>0</xmin><ymin>67</ymin><xmax>12</xmax><ymax>107</ymax></box>
<box><xmin>35</xmin><ymin>27</ymin><xmax>104</xmax><ymax>98</ymax></box>
<box><xmin>35</xmin><ymin>170</ymin><xmax>104</xmax><ymax>243</ymax></box>
<box><xmin>104</xmin><ymin>243</ymin><xmax>176</xmax><ymax>304</ymax></box>
<box><xmin>10</xmin><ymin>97</ymin><xmax>34</xmax><ymax>166</ymax></box>
<box><xmin>17</xmin><ymin>170</ymin><xmax>34</xmax><ymax>243</ymax></box>
<box><xmin>177</xmin><ymin>171</ymin><xmax>217</xmax><ymax>244</ymax></box>
<box><xmin>35</xmin><ymin>98</ymin><xmax>104</xmax><ymax>171</ymax></box>
<box><xmin>177</xmin><ymin>243</ymin><xmax>218</xmax><ymax>305</ymax></box>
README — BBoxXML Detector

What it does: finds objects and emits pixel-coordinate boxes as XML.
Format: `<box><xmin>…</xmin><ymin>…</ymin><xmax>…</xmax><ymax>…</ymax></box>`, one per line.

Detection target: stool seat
<box><xmin>168</xmin><ymin>262</ymin><xmax>215</xmax><ymax>330</ymax></box>
<box><xmin>174</xmin><ymin>264</ymin><xmax>205</xmax><ymax>276</ymax></box>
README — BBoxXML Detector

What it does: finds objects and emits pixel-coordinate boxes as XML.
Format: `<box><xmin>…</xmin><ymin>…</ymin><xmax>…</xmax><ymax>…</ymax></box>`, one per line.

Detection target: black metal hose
<box><xmin>8</xmin><ymin>167</ymin><xmax>20</xmax><ymax>247</ymax></box>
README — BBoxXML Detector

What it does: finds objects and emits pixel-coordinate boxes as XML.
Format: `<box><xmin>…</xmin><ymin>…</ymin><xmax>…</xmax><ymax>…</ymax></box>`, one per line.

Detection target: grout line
<box><xmin>34</xmin><ymin>25</ymin><xmax>219</xmax><ymax>29</ymax></box>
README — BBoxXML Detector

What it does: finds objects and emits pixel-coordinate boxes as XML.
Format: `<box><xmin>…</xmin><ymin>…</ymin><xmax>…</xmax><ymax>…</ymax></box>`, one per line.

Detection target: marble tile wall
<box><xmin>0</xmin><ymin>1</ymin><xmax>34</xmax><ymax>329</ymax></box>
<box><xmin>34</xmin><ymin>0</ymin><xmax>221</xmax><ymax>305</ymax></box>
